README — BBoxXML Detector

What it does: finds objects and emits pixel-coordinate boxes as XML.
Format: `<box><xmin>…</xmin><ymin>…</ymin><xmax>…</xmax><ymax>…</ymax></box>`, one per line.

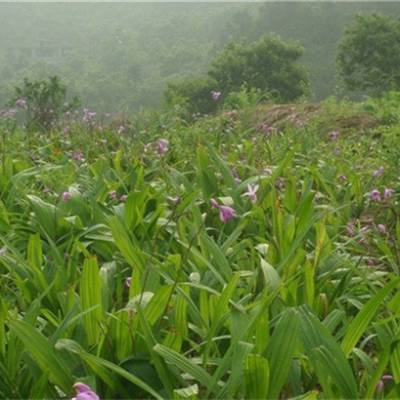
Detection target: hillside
<box><xmin>0</xmin><ymin>95</ymin><xmax>399</xmax><ymax>398</ymax></box>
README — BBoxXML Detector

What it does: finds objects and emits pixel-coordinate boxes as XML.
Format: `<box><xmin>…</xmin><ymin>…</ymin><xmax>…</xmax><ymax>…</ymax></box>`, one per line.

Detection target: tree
<box><xmin>337</xmin><ymin>13</ymin><xmax>400</xmax><ymax>95</ymax></box>
<box><xmin>164</xmin><ymin>34</ymin><xmax>309</xmax><ymax>116</ymax></box>
<box><xmin>208</xmin><ymin>34</ymin><xmax>309</xmax><ymax>102</ymax></box>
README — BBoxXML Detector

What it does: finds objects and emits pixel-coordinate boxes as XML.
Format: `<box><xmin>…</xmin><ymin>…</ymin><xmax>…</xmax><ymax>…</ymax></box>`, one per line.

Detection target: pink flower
<box><xmin>366</xmin><ymin>258</ymin><xmax>376</xmax><ymax>267</ymax></box>
<box><xmin>83</xmin><ymin>108</ymin><xmax>97</xmax><ymax>123</ymax></box>
<box><xmin>218</xmin><ymin>205</ymin><xmax>236</xmax><ymax>223</ymax></box>
<box><xmin>243</xmin><ymin>184</ymin><xmax>259</xmax><ymax>204</ymax></box>
<box><xmin>370</xmin><ymin>189</ymin><xmax>381</xmax><ymax>202</ymax></box>
<box><xmin>376</xmin><ymin>375</ymin><xmax>393</xmax><ymax>394</ymax></box>
<box><xmin>329</xmin><ymin>131</ymin><xmax>339</xmax><ymax>141</ymax></box>
<box><xmin>210</xmin><ymin>198</ymin><xmax>236</xmax><ymax>223</ymax></box>
<box><xmin>338</xmin><ymin>175</ymin><xmax>347</xmax><ymax>183</ymax></box>
<box><xmin>120</xmin><ymin>194</ymin><xmax>128</xmax><ymax>202</ymax></box>
<box><xmin>260</xmin><ymin>123</ymin><xmax>272</xmax><ymax>136</ymax></box>
<box><xmin>108</xmin><ymin>191</ymin><xmax>117</xmax><ymax>201</ymax></box>
<box><xmin>384</xmin><ymin>188</ymin><xmax>395</xmax><ymax>199</ymax></box>
<box><xmin>72</xmin><ymin>382</ymin><xmax>100</xmax><ymax>400</ymax></box>
<box><xmin>372</xmin><ymin>166</ymin><xmax>385</xmax><ymax>178</ymax></box>
<box><xmin>346</xmin><ymin>221</ymin><xmax>355</xmax><ymax>236</ymax></box>
<box><xmin>62</xmin><ymin>191</ymin><xmax>71</xmax><ymax>201</ymax></box>
<box><xmin>15</xmin><ymin>98</ymin><xmax>27</xmax><ymax>109</ymax></box>
<box><xmin>377</xmin><ymin>224</ymin><xmax>386</xmax><ymax>234</ymax></box>
<box><xmin>72</xmin><ymin>151</ymin><xmax>84</xmax><ymax>162</ymax></box>
<box><xmin>211</xmin><ymin>91</ymin><xmax>221</xmax><ymax>101</ymax></box>
<box><xmin>210</xmin><ymin>198</ymin><xmax>219</xmax><ymax>209</ymax></box>
<box><xmin>156</xmin><ymin>138</ymin><xmax>169</xmax><ymax>155</ymax></box>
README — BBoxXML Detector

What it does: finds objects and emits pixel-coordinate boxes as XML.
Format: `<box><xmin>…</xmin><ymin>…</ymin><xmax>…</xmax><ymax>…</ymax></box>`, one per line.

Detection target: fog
<box><xmin>1</xmin><ymin>2</ymin><xmax>399</xmax><ymax>112</ymax></box>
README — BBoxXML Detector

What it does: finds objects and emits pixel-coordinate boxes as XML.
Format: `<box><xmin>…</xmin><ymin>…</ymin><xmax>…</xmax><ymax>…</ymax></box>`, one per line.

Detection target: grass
<box><xmin>0</xmin><ymin>96</ymin><xmax>399</xmax><ymax>399</ymax></box>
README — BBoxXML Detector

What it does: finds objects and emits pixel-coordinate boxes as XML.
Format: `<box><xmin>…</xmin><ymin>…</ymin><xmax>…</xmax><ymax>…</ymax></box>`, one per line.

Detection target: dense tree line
<box><xmin>1</xmin><ymin>2</ymin><xmax>399</xmax><ymax>112</ymax></box>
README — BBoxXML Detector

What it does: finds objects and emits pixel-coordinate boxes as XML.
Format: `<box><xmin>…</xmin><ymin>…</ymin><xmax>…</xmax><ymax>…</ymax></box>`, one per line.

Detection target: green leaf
<box><xmin>10</xmin><ymin>320</ymin><xmax>74</xmax><ymax>394</ymax></box>
<box><xmin>154</xmin><ymin>344</ymin><xmax>212</xmax><ymax>387</ymax></box>
<box><xmin>244</xmin><ymin>354</ymin><xmax>270</xmax><ymax>399</ymax></box>
<box><xmin>80</xmin><ymin>256</ymin><xmax>103</xmax><ymax>345</ymax></box>
<box><xmin>267</xmin><ymin>308</ymin><xmax>300</xmax><ymax>399</ymax></box>
<box><xmin>341</xmin><ymin>278</ymin><xmax>400</xmax><ymax>356</ymax></box>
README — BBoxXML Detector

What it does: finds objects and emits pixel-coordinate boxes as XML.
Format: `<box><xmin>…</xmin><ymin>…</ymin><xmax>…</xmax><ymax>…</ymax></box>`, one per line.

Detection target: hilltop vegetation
<box><xmin>0</xmin><ymin>91</ymin><xmax>399</xmax><ymax>398</ymax></box>
<box><xmin>1</xmin><ymin>2</ymin><xmax>400</xmax><ymax>111</ymax></box>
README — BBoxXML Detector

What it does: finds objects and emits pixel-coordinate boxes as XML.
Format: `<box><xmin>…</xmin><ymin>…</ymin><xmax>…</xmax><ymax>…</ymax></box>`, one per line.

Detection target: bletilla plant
<box><xmin>0</xmin><ymin>93</ymin><xmax>399</xmax><ymax>400</ymax></box>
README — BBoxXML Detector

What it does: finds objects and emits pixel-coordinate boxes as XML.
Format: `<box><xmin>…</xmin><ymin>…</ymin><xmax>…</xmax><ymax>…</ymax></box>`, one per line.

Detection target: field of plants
<box><xmin>0</xmin><ymin>94</ymin><xmax>399</xmax><ymax>399</ymax></box>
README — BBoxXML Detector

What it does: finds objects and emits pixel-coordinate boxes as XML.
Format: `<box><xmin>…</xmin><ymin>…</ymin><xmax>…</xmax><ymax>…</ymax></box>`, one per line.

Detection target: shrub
<box><xmin>337</xmin><ymin>14</ymin><xmax>400</xmax><ymax>96</ymax></box>
<box><xmin>164</xmin><ymin>76</ymin><xmax>219</xmax><ymax>116</ymax></box>
<box><xmin>222</xmin><ymin>85</ymin><xmax>267</xmax><ymax>110</ymax></box>
<box><xmin>164</xmin><ymin>35</ymin><xmax>309</xmax><ymax>116</ymax></box>
<box><xmin>209</xmin><ymin>34</ymin><xmax>309</xmax><ymax>102</ymax></box>
<box><xmin>11</xmin><ymin>76</ymin><xmax>79</xmax><ymax>130</ymax></box>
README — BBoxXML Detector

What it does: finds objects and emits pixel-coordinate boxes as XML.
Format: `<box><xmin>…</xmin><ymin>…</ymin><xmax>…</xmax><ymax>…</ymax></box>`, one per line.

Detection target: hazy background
<box><xmin>1</xmin><ymin>2</ymin><xmax>399</xmax><ymax>112</ymax></box>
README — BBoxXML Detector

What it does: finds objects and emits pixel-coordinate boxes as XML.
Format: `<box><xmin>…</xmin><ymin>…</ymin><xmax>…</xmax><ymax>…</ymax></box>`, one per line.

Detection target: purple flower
<box><xmin>346</xmin><ymin>221</ymin><xmax>355</xmax><ymax>236</ymax></box>
<box><xmin>260</xmin><ymin>123</ymin><xmax>271</xmax><ymax>135</ymax></box>
<box><xmin>243</xmin><ymin>184</ymin><xmax>259</xmax><ymax>204</ymax></box>
<box><xmin>338</xmin><ymin>175</ymin><xmax>347</xmax><ymax>183</ymax></box>
<box><xmin>210</xmin><ymin>198</ymin><xmax>219</xmax><ymax>209</ymax></box>
<box><xmin>72</xmin><ymin>382</ymin><xmax>100</xmax><ymax>400</ymax></box>
<box><xmin>156</xmin><ymin>138</ymin><xmax>169</xmax><ymax>155</ymax></box>
<box><xmin>83</xmin><ymin>108</ymin><xmax>97</xmax><ymax>123</ymax></box>
<box><xmin>370</xmin><ymin>189</ymin><xmax>381</xmax><ymax>202</ymax></box>
<box><xmin>329</xmin><ymin>131</ymin><xmax>339</xmax><ymax>141</ymax></box>
<box><xmin>384</xmin><ymin>188</ymin><xmax>395</xmax><ymax>199</ymax></box>
<box><xmin>218</xmin><ymin>205</ymin><xmax>236</xmax><ymax>223</ymax></box>
<box><xmin>15</xmin><ymin>98</ymin><xmax>27</xmax><ymax>109</ymax></box>
<box><xmin>376</xmin><ymin>375</ymin><xmax>393</xmax><ymax>394</ymax></box>
<box><xmin>372</xmin><ymin>166</ymin><xmax>385</xmax><ymax>178</ymax></box>
<box><xmin>72</xmin><ymin>151</ymin><xmax>84</xmax><ymax>162</ymax></box>
<box><xmin>62</xmin><ymin>191</ymin><xmax>72</xmax><ymax>201</ymax></box>
<box><xmin>108</xmin><ymin>191</ymin><xmax>117</xmax><ymax>201</ymax></box>
<box><xmin>210</xmin><ymin>198</ymin><xmax>236</xmax><ymax>223</ymax></box>
<box><xmin>366</xmin><ymin>258</ymin><xmax>376</xmax><ymax>267</ymax></box>
<box><xmin>120</xmin><ymin>194</ymin><xmax>128</xmax><ymax>202</ymax></box>
<box><xmin>377</xmin><ymin>224</ymin><xmax>386</xmax><ymax>234</ymax></box>
<box><xmin>211</xmin><ymin>91</ymin><xmax>221</xmax><ymax>101</ymax></box>
<box><xmin>64</xmin><ymin>127</ymin><xmax>71</xmax><ymax>135</ymax></box>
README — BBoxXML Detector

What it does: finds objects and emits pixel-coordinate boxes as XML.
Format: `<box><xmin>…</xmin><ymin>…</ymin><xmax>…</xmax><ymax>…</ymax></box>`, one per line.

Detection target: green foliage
<box><xmin>222</xmin><ymin>86</ymin><xmax>266</xmax><ymax>110</ymax></box>
<box><xmin>337</xmin><ymin>13</ymin><xmax>400</xmax><ymax>95</ymax></box>
<box><xmin>0</xmin><ymin>95</ymin><xmax>399</xmax><ymax>398</ymax></box>
<box><xmin>164</xmin><ymin>76</ymin><xmax>218</xmax><ymax>116</ymax></box>
<box><xmin>12</xmin><ymin>76</ymin><xmax>79</xmax><ymax>130</ymax></box>
<box><xmin>209</xmin><ymin>35</ymin><xmax>309</xmax><ymax>102</ymax></box>
<box><xmin>165</xmin><ymin>34</ymin><xmax>309</xmax><ymax>115</ymax></box>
